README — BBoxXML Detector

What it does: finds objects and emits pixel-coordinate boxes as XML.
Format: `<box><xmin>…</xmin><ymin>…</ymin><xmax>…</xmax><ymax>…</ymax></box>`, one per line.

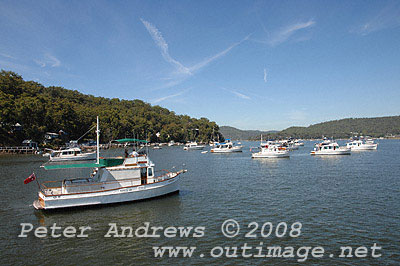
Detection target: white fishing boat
<box><xmin>311</xmin><ymin>140</ymin><xmax>351</xmax><ymax>155</ymax></box>
<box><xmin>31</xmin><ymin>117</ymin><xmax>186</xmax><ymax>210</ymax></box>
<box><xmin>210</xmin><ymin>139</ymin><xmax>243</xmax><ymax>153</ymax></box>
<box><xmin>252</xmin><ymin>141</ymin><xmax>289</xmax><ymax>158</ymax></box>
<box><xmin>183</xmin><ymin>141</ymin><xmax>205</xmax><ymax>150</ymax></box>
<box><xmin>346</xmin><ymin>139</ymin><xmax>378</xmax><ymax>150</ymax></box>
<box><xmin>49</xmin><ymin>147</ymin><xmax>96</xmax><ymax>162</ymax></box>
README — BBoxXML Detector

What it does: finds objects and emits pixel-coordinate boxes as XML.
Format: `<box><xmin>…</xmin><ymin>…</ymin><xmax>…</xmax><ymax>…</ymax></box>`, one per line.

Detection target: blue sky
<box><xmin>1</xmin><ymin>0</ymin><xmax>399</xmax><ymax>130</ymax></box>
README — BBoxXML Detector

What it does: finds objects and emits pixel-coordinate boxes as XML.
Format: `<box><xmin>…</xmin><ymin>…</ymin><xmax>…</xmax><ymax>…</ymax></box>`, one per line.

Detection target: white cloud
<box><xmin>189</xmin><ymin>34</ymin><xmax>251</xmax><ymax>73</ymax></box>
<box><xmin>141</xmin><ymin>18</ymin><xmax>191</xmax><ymax>75</ymax></box>
<box><xmin>252</xmin><ymin>20</ymin><xmax>315</xmax><ymax>46</ymax></box>
<box><xmin>141</xmin><ymin>18</ymin><xmax>249</xmax><ymax>87</ymax></box>
<box><xmin>46</xmin><ymin>53</ymin><xmax>61</xmax><ymax>67</ymax></box>
<box><xmin>34</xmin><ymin>59</ymin><xmax>46</xmax><ymax>68</ymax></box>
<box><xmin>0</xmin><ymin>53</ymin><xmax>15</xmax><ymax>59</ymax></box>
<box><xmin>263</xmin><ymin>68</ymin><xmax>267</xmax><ymax>83</ymax></box>
<box><xmin>34</xmin><ymin>53</ymin><xmax>61</xmax><ymax>68</ymax></box>
<box><xmin>352</xmin><ymin>2</ymin><xmax>400</xmax><ymax>35</ymax></box>
<box><xmin>269</xmin><ymin>20</ymin><xmax>315</xmax><ymax>46</ymax></box>
<box><xmin>151</xmin><ymin>89</ymin><xmax>189</xmax><ymax>104</ymax></box>
<box><xmin>222</xmin><ymin>87</ymin><xmax>251</xmax><ymax>100</ymax></box>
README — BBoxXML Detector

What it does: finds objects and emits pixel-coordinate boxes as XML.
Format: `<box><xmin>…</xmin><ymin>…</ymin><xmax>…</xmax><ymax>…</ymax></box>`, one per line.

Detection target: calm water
<box><xmin>1</xmin><ymin>140</ymin><xmax>399</xmax><ymax>265</ymax></box>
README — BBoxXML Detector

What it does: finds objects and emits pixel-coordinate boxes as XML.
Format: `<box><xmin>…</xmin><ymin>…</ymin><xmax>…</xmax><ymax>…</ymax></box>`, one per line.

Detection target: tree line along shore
<box><xmin>0</xmin><ymin>70</ymin><xmax>222</xmax><ymax>147</ymax></box>
<box><xmin>1</xmin><ymin>70</ymin><xmax>399</xmax><ymax>147</ymax></box>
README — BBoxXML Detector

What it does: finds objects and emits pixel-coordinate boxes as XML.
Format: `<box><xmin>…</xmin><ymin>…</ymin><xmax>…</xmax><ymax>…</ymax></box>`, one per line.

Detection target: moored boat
<box><xmin>183</xmin><ymin>141</ymin><xmax>205</xmax><ymax>150</ymax></box>
<box><xmin>252</xmin><ymin>142</ymin><xmax>289</xmax><ymax>158</ymax></box>
<box><xmin>210</xmin><ymin>139</ymin><xmax>243</xmax><ymax>153</ymax></box>
<box><xmin>311</xmin><ymin>140</ymin><xmax>351</xmax><ymax>155</ymax></box>
<box><xmin>252</xmin><ymin>136</ymin><xmax>289</xmax><ymax>158</ymax></box>
<box><xmin>346</xmin><ymin>139</ymin><xmax>378</xmax><ymax>150</ymax></box>
<box><xmin>31</xmin><ymin>117</ymin><xmax>186</xmax><ymax>210</ymax></box>
<box><xmin>49</xmin><ymin>147</ymin><xmax>96</xmax><ymax>162</ymax></box>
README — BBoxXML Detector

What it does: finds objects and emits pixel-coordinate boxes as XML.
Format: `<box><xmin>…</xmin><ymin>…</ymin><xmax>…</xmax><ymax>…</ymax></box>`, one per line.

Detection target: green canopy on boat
<box><xmin>43</xmin><ymin>158</ymin><xmax>125</xmax><ymax>170</ymax></box>
<box><xmin>114</xmin><ymin>138</ymin><xmax>148</xmax><ymax>143</ymax></box>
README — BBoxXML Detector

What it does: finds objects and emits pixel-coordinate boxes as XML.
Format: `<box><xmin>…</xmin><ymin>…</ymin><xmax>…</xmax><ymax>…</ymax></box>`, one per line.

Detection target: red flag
<box><xmin>24</xmin><ymin>173</ymin><xmax>36</xmax><ymax>184</ymax></box>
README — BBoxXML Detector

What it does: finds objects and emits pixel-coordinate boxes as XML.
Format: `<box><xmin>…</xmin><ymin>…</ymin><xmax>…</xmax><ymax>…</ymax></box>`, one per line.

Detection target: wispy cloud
<box><xmin>141</xmin><ymin>18</ymin><xmax>191</xmax><ymax>75</ymax></box>
<box><xmin>253</xmin><ymin>20</ymin><xmax>315</xmax><ymax>46</ymax></box>
<box><xmin>46</xmin><ymin>53</ymin><xmax>61</xmax><ymax>67</ymax></box>
<box><xmin>0</xmin><ymin>52</ymin><xmax>15</xmax><ymax>59</ymax></box>
<box><xmin>269</xmin><ymin>20</ymin><xmax>315</xmax><ymax>46</ymax></box>
<box><xmin>34</xmin><ymin>53</ymin><xmax>61</xmax><ymax>68</ymax></box>
<box><xmin>222</xmin><ymin>87</ymin><xmax>251</xmax><ymax>100</ymax></box>
<box><xmin>34</xmin><ymin>59</ymin><xmax>46</xmax><ymax>68</ymax></box>
<box><xmin>189</xmin><ymin>34</ymin><xmax>251</xmax><ymax>73</ymax></box>
<box><xmin>263</xmin><ymin>68</ymin><xmax>267</xmax><ymax>83</ymax></box>
<box><xmin>141</xmin><ymin>18</ymin><xmax>249</xmax><ymax>89</ymax></box>
<box><xmin>151</xmin><ymin>88</ymin><xmax>189</xmax><ymax>104</ymax></box>
<box><xmin>351</xmin><ymin>2</ymin><xmax>400</xmax><ymax>35</ymax></box>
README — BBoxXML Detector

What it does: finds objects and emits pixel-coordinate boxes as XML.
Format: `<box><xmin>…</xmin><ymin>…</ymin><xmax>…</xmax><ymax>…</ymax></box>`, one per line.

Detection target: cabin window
<box><xmin>148</xmin><ymin>167</ymin><xmax>153</xmax><ymax>177</ymax></box>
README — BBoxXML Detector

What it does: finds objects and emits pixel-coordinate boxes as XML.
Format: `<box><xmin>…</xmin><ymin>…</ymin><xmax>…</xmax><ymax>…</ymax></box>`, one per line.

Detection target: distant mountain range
<box><xmin>219</xmin><ymin>126</ymin><xmax>278</xmax><ymax>140</ymax></box>
<box><xmin>221</xmin><ymin>115</ymin><xmax>400</xmax><ymax>140</ymax></box>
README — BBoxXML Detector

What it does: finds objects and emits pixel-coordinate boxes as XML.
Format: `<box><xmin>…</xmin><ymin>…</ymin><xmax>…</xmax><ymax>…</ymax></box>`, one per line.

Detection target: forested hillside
<box><xmin>278</xmin><ymin>116</ymin><xmax>400</xmax><ymax>139</ymax></box>
<box><xmin>222</xmin><ymin>116</ymin><xmax>400</xmax><ymax>140</ymax></box>
<box><xmin>0</xmin><ymin>71</ymin><xmax>221</xmax><ymax>145</ymax></box>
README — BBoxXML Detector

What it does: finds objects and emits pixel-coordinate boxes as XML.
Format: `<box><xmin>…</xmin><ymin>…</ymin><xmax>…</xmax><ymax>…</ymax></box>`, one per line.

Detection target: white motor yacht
<box><xmin>346</xmin><ymin>139</ymin><xmax>378</xmax><ymax>150</ymax></box>
<box><xmin>49</xmin><ymin>147</ymin><xmax>96</xmax><ymax>162</ymax></box>
<box><xmin>311</xmin><ymin>140</ymin><xmax>351</xmax><ymax>155</ymax></box>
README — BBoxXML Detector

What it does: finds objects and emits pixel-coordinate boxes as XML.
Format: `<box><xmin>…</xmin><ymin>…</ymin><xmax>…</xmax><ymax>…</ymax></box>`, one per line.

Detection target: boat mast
<box><xmin>96</xmin><ymin>116</ymin><xmax>100</xmax><ymax>164</ymax></box>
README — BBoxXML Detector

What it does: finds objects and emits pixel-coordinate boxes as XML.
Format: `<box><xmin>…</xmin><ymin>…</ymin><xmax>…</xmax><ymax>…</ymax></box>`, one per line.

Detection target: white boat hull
<box><xmin>49</xmin><ymin>152</ymin><xmax>97</xmax><ymax>162</ymax></box>
<box><xmin>252</xmin><ymin>151</ymin><xmax>289</xmax><ymax>158</ymax></box>
<box><xmin>348</xmin><ymin>144</ymin><xmax>378</xmax><ymax>150</ymax></box>
<box><xmin>211</xmin><ymin>146</ymin><xmax>243</xmax><ymax>153</ymax></box>
<box><xmin>34</xmin><ymin>175</ymin><xmax>180</xmax><ymax>210</ymax></box>
<box><xmin>310</xmin><ymin>149</ymin><xmax>351</xmax><ymax>155</ymax></box>
<box><xmin>183</xmin><ymin>146</ymin><xmax>205</xmax><ymax>150</ymax></box>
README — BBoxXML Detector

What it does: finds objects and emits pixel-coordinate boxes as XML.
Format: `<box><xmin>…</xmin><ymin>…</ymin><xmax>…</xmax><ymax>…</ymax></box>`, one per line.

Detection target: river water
<box><xmin>0</xmin><ymin>140</ymin><xmax>399</xmax><ymax>265</ymax></box>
